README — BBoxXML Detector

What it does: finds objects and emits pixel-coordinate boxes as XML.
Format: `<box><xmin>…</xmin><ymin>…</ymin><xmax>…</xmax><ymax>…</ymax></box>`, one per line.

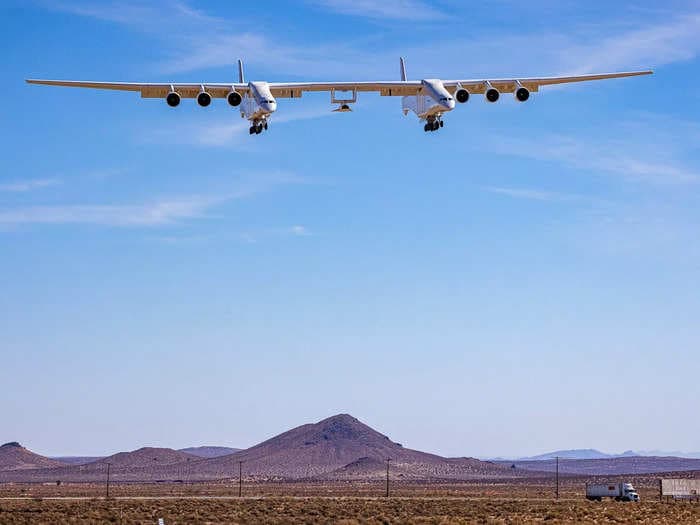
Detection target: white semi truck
<box><xmin>586</xmin><ymin>482</ymin><xmax>640</xmax><ymax>501</ymax></box>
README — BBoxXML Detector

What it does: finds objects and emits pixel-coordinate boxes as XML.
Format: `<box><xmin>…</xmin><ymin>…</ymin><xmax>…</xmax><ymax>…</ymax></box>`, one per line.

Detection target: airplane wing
<box><xmin>26</xmin><ymin>71</ymin><xmax>652</xmax><ymax>99</ymax></box>
<box><xmin>267</xmin><ymin>71</ymin><xmax>652</xmax><ymax>97</ymax></box>
<box><xmin>24</xmin><ymin>80</ymin><xmax>249</xmax><ymax>98</ymax></box>
<box><xmin>441</xmin><ymin>71</ymin><xmax>653</xmax><ymax>94</ymax></box>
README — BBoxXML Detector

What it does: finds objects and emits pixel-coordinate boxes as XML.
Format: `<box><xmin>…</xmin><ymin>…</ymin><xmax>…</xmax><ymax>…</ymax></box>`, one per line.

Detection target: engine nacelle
<box><xmin>515</xmin><ymin>85</ymin><xmax>530</xmax><ymax>102</ymax></box>
<box><xmin>455</xmin><ymin>88</ymin><xmax>470</xmax><ymax>103</ymax></box>
<box><xmin>227</xmin><ymin>90</ymin><xmax>242</xmax><ymax>107</ymax></box>
<box><xmin>197</xmin><ymin>91</ymin><xmax>212</xmax><ymax>107</ymax></box>
<box><xmin>166</xmin><ymin>91</ymin><xmax>181</xmax><ymax>107</ymax></box>
<box><xmin>485</xmin><ymin>87</ymin><xmax>500</xmax><ymax>103</ymax></box>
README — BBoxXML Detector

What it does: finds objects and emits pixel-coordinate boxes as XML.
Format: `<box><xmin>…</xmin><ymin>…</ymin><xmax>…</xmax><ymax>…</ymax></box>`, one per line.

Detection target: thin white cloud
<box><xmin>0</xmin><ymin>195</ymin><xmax>222</xmax><ymax>227</ymax></box>
<box><xmin>47</xmin><ymin>1</ymin><xmax>220</xmax><ymax>33</ymax></box>
<box><xmin>0</xmin><ymin>171</ymin><xmax>304</xmax><ymax>228</ymax></box>
<box><xmin>312</xmin><ymin>0</ymin><xmax>444</xmax><ymax>20</ymax></box>
<box><xmin>485</xmin><ymin>187</ymin><xmax>584</xmax><ymax>202</ymax></box>
<box><xmin>142</xmin><ymin>106</ymin><xmax>334</xmax><ymax>148</ymax></box>
<box><xmin>0</xmin><ymin>178</ymin><xmax>60</xmax><ymax>192</ymax></box>
<box><xmin>289</xmin><ymin>225</ymin><xmax>310</xmax><ymax>236</ymax></box>
<box><xmin>43</xmin><ymin>0</ymin><xmax>700</xmax><ymax>78</ymax></box>
<box><xmin>563</xmin><ymin>13</ymin><xmax>700</xmax><ymax>74</ymax></box>
<box><xmin>235</xmin><ymin>225</ymin><xmax>312</xmax><ymax>243</ymax></box>
<box><xmin>491</xmin><ymin>133</ymin><xmax>698</xmax><ymax>185</ymax></box>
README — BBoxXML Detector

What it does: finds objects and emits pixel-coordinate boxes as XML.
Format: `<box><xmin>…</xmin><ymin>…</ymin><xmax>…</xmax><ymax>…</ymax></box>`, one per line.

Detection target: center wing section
<box><xmin>268</xmin><ymin>81</ymin><xmax>422</xmax><ymax>98</ymax></box>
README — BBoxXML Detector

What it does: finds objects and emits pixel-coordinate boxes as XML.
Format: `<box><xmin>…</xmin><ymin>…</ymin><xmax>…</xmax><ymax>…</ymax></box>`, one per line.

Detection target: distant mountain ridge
<box><xmin>179</xmin><ymin>446</ymin><xmax>241</xmax><ymax>458</ymax></box>
<box><xmin>50</xmin><ymin>446</ymin><xmax>242</xmax><ymax>464</ymax></box>
<box><xmin>503</xmin><ymin>456</ymin><xmax>700</xmax><ymax>475</ymax></box>
<box><xmin>493</xmin><ymin>448</ymin><xmax>700</xmax><ymax>461</ymax></box>
<box><xmin>50</xmin><ymin>456</ymin><xmax>104</xmax><ymax>466</ymax></box>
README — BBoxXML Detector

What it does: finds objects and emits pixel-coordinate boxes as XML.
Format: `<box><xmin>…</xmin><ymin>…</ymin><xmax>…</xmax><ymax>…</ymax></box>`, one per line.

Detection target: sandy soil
<box><xmin>1</xmin><ymin>479</ymin><xmax>699</xmax><ymax>523</ymax></box>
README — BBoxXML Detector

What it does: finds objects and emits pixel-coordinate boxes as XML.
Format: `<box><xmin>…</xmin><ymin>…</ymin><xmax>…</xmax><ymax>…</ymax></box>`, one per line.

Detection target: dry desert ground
<box><xmin>2</xmin><ymin>479</ymin><xmax>700</xmax><ymax>524</ymax></box>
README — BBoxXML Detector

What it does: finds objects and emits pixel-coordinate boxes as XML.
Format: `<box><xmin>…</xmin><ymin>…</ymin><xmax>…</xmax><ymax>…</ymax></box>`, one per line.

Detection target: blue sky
<box><xmin>1</xmin><ymin>0</ymin><xmax>699</xmax><ymax>458</ymax></box>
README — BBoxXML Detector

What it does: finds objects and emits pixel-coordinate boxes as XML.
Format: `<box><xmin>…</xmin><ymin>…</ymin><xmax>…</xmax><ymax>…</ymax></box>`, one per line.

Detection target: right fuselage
<box><xmin>402</xmin><ymin>79</ymin><xmax>455</xmax><ymax>120</ymax></box>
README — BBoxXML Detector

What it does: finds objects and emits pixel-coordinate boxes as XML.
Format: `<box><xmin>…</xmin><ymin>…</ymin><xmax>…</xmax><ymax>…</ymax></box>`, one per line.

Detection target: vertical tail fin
<box><xmin>238</xmin><ymin>59</ymin><xmax>245</xmax><ymax>84</ymax></box>
<box><xmin>399</xmin><ymin>57</ymin><xmax>407</xmax><ymax>81</ymax></box>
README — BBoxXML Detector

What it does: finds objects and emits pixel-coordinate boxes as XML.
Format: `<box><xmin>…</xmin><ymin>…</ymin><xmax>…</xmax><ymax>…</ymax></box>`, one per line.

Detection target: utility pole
<box><xmin>238</xmin><ymin>461</ymin><xmax>243</xmax><ymax>497</ymax></box>
<box><xmin>555</xmin><ymin>456</ymin><xmax>559</xmax><ymax>500</ymax></box>
<box><xmin>385</xmin><ymin>458</ymin><xmax>391</xmax><ymax>498</ymax></box>
<box><xmin>105</xmin><ymin>462</ymin><xmax>111</xmax><ymax>499</ymax></box>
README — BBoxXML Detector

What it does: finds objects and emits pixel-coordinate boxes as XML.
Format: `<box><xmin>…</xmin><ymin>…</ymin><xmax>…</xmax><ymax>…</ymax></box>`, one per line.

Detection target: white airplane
<box><xmin>27</xmin><ymin>58</ymin><xmax>652</xmax><ymax>135</ymax></box>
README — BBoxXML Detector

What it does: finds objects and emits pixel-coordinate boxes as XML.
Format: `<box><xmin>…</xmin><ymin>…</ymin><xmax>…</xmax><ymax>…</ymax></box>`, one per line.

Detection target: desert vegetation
<box><xmin>1</xmin><ymin>480</ymin><xmax>700</xmax><ymax>524</ymax></box>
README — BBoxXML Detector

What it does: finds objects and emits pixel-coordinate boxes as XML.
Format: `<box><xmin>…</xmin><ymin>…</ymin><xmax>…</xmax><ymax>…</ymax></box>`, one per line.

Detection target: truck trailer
<box><xmin>586</xmin><ymin>482</ymin><xmax>640</xmax><ymax>501</ymax></box>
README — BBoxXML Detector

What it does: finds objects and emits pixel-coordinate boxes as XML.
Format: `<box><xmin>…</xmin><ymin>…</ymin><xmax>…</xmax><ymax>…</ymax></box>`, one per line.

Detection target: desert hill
<box><xmin>0</xmin><ymin>446</ymin><xmax>202</xmax><ymax>483</ymax></box>
<box><xmin>94</xmin><ymin>447</ymin><xmax>197</xmax><ymax>467</ymax></box>
<box><xmin>192</xmin><ymin>414</ymin><xmax>515</xmax><ymax>480</ymax></box>
<box><xmin>0</xmin><ymin>442</ymin><xmax>65</xmax><ymax>471</ymax></box>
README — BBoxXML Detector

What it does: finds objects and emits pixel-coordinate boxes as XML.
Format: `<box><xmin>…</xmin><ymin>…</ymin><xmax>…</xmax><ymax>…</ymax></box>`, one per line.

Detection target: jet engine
<box><xmin>227</xmin><ymin>90</ymin><xmax>242</xmax><ymax>107</ymax></box>
<box><xmin>197</xmin><ymin>91</ymin><xmax>212</xmax><ymax>107</ymax></box>
<box><xmin>166</xmin><ymin>91</ymin><xmax>181</xmax><ymax>107</ymax></box>
<box><xmin>455</xmin><ymin>88</ymin><xmax>470</xmax><ymax>103</ymax></box>
<box><xmin>485</xmin><ymin>86</ymin><xmax>500</xmax><ymax>103</ymax></box>
<box><xmin>514</xmin><ymin>84</ymin><xmax>530</xmax><ymax>102</ymax></box>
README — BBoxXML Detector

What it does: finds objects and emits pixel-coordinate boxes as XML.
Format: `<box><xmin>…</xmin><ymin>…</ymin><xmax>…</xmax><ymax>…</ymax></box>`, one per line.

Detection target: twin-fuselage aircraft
<box><xmin>27</xmin><ymin>58</ymin><xmax>652</xmax><ymax>135</ymax></box>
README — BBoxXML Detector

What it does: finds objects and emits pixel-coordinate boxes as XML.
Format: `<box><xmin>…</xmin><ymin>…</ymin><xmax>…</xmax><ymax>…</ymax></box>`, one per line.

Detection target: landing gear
<box><xmin>249</xmin><ymin>120</ymin><xmax>268</xmax><ymax>135</ymax></box>
<box><xmin>423</xmin><ymin>118</ymin><xmax>444</xmax><ymax>132</ymax></box>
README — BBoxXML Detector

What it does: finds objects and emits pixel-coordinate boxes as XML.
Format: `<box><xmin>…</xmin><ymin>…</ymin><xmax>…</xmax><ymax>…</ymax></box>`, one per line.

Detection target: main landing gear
<box><xmin>423</xmin><ymin>118</ymin><xmax>444</xmax><ymax>132</ymax></box>
<box><xmin>249</xmin><ymin>121</ymin><xmax>269</xmax><ymax>135</ymax></box>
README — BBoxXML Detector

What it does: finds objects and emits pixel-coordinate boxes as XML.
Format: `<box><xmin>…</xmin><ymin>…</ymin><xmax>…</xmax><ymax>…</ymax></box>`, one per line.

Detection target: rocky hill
<box><xmin>0</xmin><ymin>442</ymin><xmax>66</xmax><ymax>471</ymax></box>
<box><xmin>0</xmin><ymin>446</ymin><xmax>202</xmax><ymax>482</ymax></box>
<box><xmin>95</xmin><ymin>447</ymin><xmax>197</xmax><ymax>467</ymax></box>
<box><xmin>190</xmin><ymin>414</ymin><xmax>515</xmax><ymax>480</ymax></box>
